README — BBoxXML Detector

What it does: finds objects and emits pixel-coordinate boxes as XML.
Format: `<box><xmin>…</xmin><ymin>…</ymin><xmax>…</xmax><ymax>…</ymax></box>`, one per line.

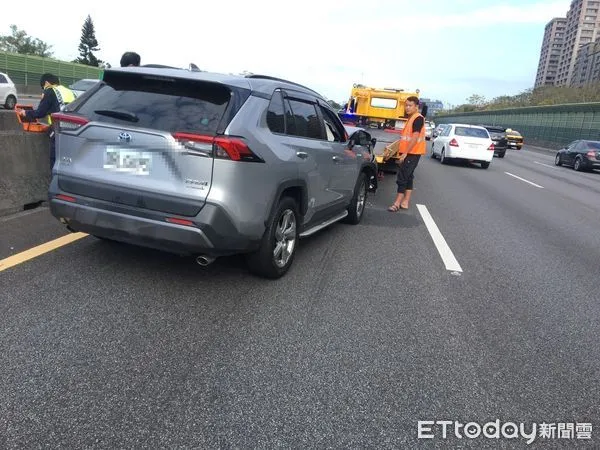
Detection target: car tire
<box><xmin>344</xmin><ymin>172</ymin><xmax>368</xmax><ymax>225</ymax></box>
<box><xmin>431</xmin><ymin>145</ymin><xmax>436</xmax><ymax>159</ymax></box>
<box><xmin>481</xmin><ymin>161</ymin><xmax>490</xmax><ymax>169</ymax></box>
<box><xmin>573</xmin><ymin>156</ymin><xmax>583</xmax><ymax>172</ymax></box>
<box><xmin>555</xmin><ymin>153</ymin><xmax>562</xmax><ymax>166</ymax></box>
<box><xmin>440</xmin><ymin>148</ymin><xmax>448</xmax><ymax>164</ymax></box>
<box><xmin>247</xmin><ymin>196</ymin><xmax>299</xmax><ymax>279</ymax></box>
<box><xmin>498</xmin><ymin>151</ymin><xmax>506</xmax><ymax>158</ymax></box>
<box><xmin>4</xmin><ymin>95</ymin><xmax>16</xmax><ymax>110</ymax></box>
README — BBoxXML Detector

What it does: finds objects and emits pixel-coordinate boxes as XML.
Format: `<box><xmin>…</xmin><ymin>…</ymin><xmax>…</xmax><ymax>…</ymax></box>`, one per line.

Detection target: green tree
<box><xmin>74</xmin><ymin>15</ymin><xmax>102</xmax><ymax>67</ymax></box>
<box><xmin>0</xmin><ymin>25</ymin><xmax>53</xmax><ymax>57</ymax></box>
<box><xmin>466</xmin><ymin>94</ymin><xmax>487</xmax><ymax>106</ymax></box>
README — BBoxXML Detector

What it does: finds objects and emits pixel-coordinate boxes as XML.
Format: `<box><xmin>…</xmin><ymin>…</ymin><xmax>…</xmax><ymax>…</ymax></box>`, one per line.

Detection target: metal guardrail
<box><xmin>0</xmin><ymin>51</ymin><xmax>102</xmax><ymax>88</ymax></box>
<box><xmin>434</xmin><ymin>103</ymin><xmax>600</xmax><ymax>148</ymax></box>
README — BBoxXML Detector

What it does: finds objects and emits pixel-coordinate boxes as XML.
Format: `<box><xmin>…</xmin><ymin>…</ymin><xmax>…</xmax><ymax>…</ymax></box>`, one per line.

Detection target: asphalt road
<box><xmin>1</xmin><ymin>138</ymin><xmax>598</xmax><ymax>448</ymax></box>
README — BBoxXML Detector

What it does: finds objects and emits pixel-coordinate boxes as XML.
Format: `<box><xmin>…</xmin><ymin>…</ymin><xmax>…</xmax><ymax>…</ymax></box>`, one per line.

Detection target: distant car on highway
<box><xmin>505</xmin><ymin>128</ymin><xmax>523</xmax><ymax>150</ymax></box>
<box><xmin>425</xmin><ymin>121</ymin><xmax>433</xmax><ymax>140</ymax></box>
<box><xmin>0</xmin><ymin>71</ymin><xmax>18</xmax><ymax>109</ymax></box>
<box><xmin>69</xmin><ymin>78</ymin><xmax>100</xmax><ymax>97</ymax></box>
<box><xmin>555</xmin><ymin>140</ymin><xmax>600</xmax><ymax>171</ymax></box>
<box><xmin>481</xmin><ymin>125</ymin><xmax>508</xmax><ymax>158</ymax></box>
<box><xmin>431</xmin><ymin>123</ymin><xmax>494</xmax><ymax>169</ymax></box>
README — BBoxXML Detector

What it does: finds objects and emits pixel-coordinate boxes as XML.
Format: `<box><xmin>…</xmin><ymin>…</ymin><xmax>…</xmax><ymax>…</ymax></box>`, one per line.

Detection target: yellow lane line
<box><xmin>0</xmin><ymin>233</ymin><xmax>89</xmax><ymax>272</ymax></box>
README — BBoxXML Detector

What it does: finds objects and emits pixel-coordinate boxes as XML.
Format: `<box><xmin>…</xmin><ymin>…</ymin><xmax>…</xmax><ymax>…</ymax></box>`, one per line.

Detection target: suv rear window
<box><xmin>455</xmin><ymin>127</ymin><xmax>489</xmax><ymax>139</ymax></box>
<box><xmin>74</xmin><ymin>72</ymin><xmax>231</xmax><ymax>135</ymax></box>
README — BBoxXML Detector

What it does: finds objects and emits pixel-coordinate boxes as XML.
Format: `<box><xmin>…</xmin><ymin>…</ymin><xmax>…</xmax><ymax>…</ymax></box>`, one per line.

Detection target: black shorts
<box><xmin>396</xmin><ymin>154</ymin><xmax>421</xmax><ymax>193</ymax></box>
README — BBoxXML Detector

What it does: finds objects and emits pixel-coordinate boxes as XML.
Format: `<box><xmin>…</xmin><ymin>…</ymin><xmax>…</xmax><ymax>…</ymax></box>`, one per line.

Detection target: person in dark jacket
<box><xmin>16</xmin><ymin>73</ymin><xmax>75</xmax><ymax>170</ymax></box>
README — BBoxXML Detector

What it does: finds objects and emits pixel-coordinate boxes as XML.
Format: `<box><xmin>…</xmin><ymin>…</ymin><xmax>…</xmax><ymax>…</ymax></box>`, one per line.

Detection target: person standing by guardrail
<box><xmin>386</xmin><ymin>96</ymin><xmax>426</xmax><ymax>211</ymax></box>
<box><xmin>15</xmin><ymin>73</ymin><xmax>75</xmax><ymax>170</ymax></box>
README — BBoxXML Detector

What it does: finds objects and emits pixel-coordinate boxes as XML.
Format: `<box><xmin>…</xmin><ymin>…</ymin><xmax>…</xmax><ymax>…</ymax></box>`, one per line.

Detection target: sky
<box><xmin>2</xmin><ymin>0</ymin><xmax>570</xmax><ymax>107</ymax></box>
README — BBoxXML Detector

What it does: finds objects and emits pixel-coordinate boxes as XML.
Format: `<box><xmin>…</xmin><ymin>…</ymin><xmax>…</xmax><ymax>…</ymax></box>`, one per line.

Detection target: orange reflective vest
<box><xmin>399</xmin><ymin>113</ymin><xmax>426</xmax><ymax>155</ymax></box>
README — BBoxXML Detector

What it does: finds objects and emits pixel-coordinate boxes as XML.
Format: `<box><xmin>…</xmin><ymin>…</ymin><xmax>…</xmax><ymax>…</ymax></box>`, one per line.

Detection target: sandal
<box><xmin>388</xmin><ymin>204</ymin><xmax>401</xmax><ymax>212</ymax></box>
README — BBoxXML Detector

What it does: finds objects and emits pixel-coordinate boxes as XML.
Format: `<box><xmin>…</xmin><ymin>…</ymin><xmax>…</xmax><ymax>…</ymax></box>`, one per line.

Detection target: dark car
<box><xmin>555</xmin><ymin>140</ymin><xmax>600</xmax><ymax>171</ymax></box>
<box><xmin>481</xmin><ymin>125</ymin><xmax>508</xmax><ymax>158</ymax></box>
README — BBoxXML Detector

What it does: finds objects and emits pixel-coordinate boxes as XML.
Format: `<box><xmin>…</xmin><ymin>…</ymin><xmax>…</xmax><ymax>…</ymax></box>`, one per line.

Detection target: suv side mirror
<box><xmin>348</xmin><ymin>138</ymin><xmax>356</xmax><ymax>150</ymax></box>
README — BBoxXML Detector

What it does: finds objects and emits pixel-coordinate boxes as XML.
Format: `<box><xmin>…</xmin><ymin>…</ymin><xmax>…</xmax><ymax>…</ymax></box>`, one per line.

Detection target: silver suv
<box><xmin>49</xmin><ymin>68</ymin><xmax>378</xmax><ymax>278</ymax></box>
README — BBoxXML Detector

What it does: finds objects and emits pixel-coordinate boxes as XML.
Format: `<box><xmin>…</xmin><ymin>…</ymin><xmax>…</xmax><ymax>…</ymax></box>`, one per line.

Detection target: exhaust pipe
<box><xmin>196</xmin><ymin>255</ymin><xmax>216</xmax><ymax>266</ymax></box>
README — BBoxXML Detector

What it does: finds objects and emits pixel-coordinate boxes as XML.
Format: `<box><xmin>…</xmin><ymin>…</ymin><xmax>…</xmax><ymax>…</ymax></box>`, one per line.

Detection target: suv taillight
<box><xmin>51</xmin><ymin>113</ymin><xmax>89</xmax><ymax>131</ymax></box>
<box><xmin>449</xmin><ymin>138</ymin><xmax>459</xmax><ymax>147</ymax></box>
<box><xmin>488</xmin><ymin>143</ymin><xmax>495</xmax><ymax>151</ymax></box>
<box><xmin>172</xmin><ymin>132</ymin><xmax>263</xmax><ymax>162</ymax></box>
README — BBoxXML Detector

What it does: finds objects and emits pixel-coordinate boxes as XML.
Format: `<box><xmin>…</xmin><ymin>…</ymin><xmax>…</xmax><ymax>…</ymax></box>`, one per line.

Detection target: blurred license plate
<box><xmin>468</xmin><ymin>144</ymin><xmax>479</xmax><ymax>149</ymax></box>
<box><xmin>104</xmin><ymin>147</ymin><xmax>152</xmax><ymax>175</ymax></box>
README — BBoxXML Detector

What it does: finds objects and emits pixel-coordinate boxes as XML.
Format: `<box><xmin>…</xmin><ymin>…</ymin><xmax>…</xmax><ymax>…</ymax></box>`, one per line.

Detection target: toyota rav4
<box><xmin>49</xmin><ymin>68</ymin><xmax>377</xmax><ymax>278</ymax></box>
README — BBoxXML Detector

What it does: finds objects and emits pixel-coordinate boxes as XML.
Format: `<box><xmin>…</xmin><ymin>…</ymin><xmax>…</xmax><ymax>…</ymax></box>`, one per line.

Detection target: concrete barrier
<box><xmin>0</xmin><ymin>110</ymin><xmax>50</xmax><ymax>217</ymax></box>
<box><xmin>16</xmin><ymin>84</ymin><xmax>42</xmax><ymax>97</ymax></box>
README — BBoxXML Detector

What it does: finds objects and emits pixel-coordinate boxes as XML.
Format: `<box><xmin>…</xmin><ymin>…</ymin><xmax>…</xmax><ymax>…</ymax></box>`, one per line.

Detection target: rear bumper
<box><xmin>48</xmin><ymin>178</ymin><xmax>262</xmax><ymax>257</ymax></box>
<box><xmin>445</xmin><ymin>148</ymin><xmax>494</xmax><ymax>162</ymax></box>
<box><xmin>583</xmin><ymin>159</ymin><xmax>600</xmax><ymax>169</ymax></box>
<box><xmin>492</xmin><ymin>140</ymin><xmax>507</xmax><ymax>154</ymax></box>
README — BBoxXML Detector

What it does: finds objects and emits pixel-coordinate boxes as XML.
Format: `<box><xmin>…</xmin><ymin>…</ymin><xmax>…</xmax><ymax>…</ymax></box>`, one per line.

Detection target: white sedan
<box><xmin>0</xmin><ymin>71</ymin><xmax>18</xmax><ymax>109</ymax></box>
<box><xmin>431</xmin><ymin>123</ymin><xmax>495</xmax><ymax>169</ymax></box>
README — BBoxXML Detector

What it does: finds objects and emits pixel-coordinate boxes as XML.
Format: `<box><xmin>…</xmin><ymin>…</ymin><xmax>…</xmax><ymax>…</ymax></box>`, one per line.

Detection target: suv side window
<box><xmin>283</xmin><ymin>98</ymin><xmax>298</xmax><ymax>136</ymax></box>
<box><xmin>319</xmin><ymin>105</ymin><xmax>346</xmax><ymax>142</ymax></box>
<box><xmin>286</xmin><ymin>98</ymin><xmax>324</xmax><ymax>140</ymax></box>
<box><xmin>0</xmin><ymin>74</ymin><xmax>7</xmax><ymax>83</ymax></box>
<box><xmin>266</xmin><ymin>89</ymin><xmax>285</xmax><ymax>134</ymax></box>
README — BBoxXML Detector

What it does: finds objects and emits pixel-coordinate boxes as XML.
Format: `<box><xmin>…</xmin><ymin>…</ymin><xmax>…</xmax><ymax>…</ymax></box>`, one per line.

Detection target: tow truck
<box><xmin>338</xmin><ymin>84</ymin><xmax>420</xmax><ymax>130</ymax></box>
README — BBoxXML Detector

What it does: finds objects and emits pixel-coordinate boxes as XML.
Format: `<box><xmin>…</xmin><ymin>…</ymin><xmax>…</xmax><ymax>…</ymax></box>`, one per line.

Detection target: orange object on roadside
<box><xmin>14</xmin><ymin>104</ymin><xmax>50</xmax><ymax>133</ymax></box>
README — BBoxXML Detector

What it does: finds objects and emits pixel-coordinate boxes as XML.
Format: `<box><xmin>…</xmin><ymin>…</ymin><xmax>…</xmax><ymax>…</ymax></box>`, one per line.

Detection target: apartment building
<box><xmin>571</xmin><ymin>38</ymin><xmax>600</xmax><ymax>86</ymax></box>
<box><xmin>555</xmin><ymin>0</ymin><xmax>600</xmax><ymax>86</ymax></box>
<box><xmin>535</xmin><ymin>18</ymin><xmax>567</xmax><ymax>87</ymax></box>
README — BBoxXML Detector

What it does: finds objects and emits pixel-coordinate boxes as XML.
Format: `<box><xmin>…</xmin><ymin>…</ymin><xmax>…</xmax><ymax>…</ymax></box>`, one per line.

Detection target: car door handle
<box><xmin>296</xmin><ymin>151</ymin><xmax>308</xmax><ymax>159</ymax></box>
<box><xmin>332</xmin><ymin>155</ymin><xmax>342</xmax><ymax>162</ymax></box>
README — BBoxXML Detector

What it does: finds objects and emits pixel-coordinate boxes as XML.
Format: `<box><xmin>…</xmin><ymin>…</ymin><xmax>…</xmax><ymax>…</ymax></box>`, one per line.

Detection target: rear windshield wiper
<box><xmin>94</xmin><ymin>109</ymin><xmax>139</xmax><ymax>123</ymax></box>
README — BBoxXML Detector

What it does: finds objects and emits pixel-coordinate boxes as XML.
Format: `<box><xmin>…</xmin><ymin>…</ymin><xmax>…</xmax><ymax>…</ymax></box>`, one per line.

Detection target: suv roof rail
<box><xmin>245</xmin><ymin>74</ymin><xmax>321</xmax><ymax>96</ymax></box>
